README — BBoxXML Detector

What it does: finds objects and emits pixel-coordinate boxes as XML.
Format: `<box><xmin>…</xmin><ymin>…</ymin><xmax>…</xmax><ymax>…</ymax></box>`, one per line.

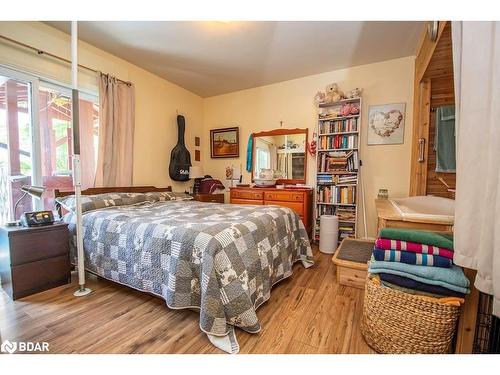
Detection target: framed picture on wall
<box><xmin>367</xmin><ymin>103</ymin><xmax>406</xmax><ymax>145</ymax></box>
<box><xmin>210</xmin><ymin>127</ymin><xmax>240</xmax><ymax>158</ymax></box>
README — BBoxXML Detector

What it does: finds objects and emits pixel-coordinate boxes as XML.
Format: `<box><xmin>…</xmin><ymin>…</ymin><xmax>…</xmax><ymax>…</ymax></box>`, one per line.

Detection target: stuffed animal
<box><xmin>347</xmin><ymin>88</ymin><xmax>363</xmax><ymax>98</ymax></box>
<box><xmin>350</xmin><ymin>103</ymin><xmax>360</xmax><ymax>115</ymax></box>
<box><xmin>340</xmin><ymin>104</ymin><xmax>351</xmax><ymax>117</ymax></box>
<box><xmin>325</xmin><ymin>83</ymin><xmax>344</xmax><ymax>104</ymax></box>
<box><xmin>314</xmin><ymin>91</ymin><xmax>326</xmax><ymax>105</ymax></box>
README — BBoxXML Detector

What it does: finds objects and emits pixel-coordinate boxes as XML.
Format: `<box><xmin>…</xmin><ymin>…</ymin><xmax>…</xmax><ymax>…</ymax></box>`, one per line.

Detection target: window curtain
<box><xmin>452</xmin><ymin>21</ymin><xmax>500</xmax><ymax>317</ymax></box>
<box><xmin>95</xmin><ymin>73</ymin><xmax>135</xmax><ymax>187</ymax></box>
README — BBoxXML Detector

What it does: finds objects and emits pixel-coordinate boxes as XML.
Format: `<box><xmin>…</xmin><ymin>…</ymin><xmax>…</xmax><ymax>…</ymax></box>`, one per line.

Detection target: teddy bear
<box><xmin>325</xmin><ymin>83</ymin><xmax>344</xmax><ymax>104</ymax></box>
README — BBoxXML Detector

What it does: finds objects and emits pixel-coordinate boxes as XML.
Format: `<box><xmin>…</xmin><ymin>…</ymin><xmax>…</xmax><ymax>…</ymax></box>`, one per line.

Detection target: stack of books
<box><xmin>338</xmin><ymin>174</ymin><xmax>357</xmax><ymax>184</ymax></box>
<box><xmin>337</xmin><ymin>207</ymin><xmax>356</xmax><ymax>222</ymax></box>
<box><xmin>317</xmin><ymin>151</ymin><xmax>358</xmax><ymax>173</ymax></box>
<box><xmin>339</xmin><ymin>224</ymin><xmax>356</xmax><ymax>239</ymax></box>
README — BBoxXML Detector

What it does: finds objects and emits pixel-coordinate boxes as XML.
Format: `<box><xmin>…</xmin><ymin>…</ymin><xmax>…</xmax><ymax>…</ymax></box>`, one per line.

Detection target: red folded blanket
<box><xmin>375</xmin><ymin>238</ymin><xmax>454</xmax><ymax>259</ymax></box>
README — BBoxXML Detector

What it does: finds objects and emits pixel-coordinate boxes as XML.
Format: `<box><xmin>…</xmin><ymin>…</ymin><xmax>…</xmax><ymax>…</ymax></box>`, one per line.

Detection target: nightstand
<box><xmin>192</xmin><ymin>193</ymin><xmax>225</xmax><ymax>203</ymax></box>
<box><xmin>0</xmin><ymin>222</ymin><xmax>71</xmax><ymax>300</ymax></box>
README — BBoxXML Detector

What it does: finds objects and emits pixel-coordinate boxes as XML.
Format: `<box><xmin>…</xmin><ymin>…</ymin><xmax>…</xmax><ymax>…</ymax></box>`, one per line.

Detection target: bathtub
<box><xmin>388</xmin><ymin>196</ymin><xmax>455</xmax><ymax>225</ymax></box>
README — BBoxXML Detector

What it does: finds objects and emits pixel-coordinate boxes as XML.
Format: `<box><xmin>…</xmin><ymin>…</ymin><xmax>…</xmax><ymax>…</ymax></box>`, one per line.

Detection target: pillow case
<box><xmin>145</xmin><ymin>191</ymin><xmax>193</xmax><ymax>202</ymax></box>
<box><xmin>55</xmin><ymin>192</ymin><xmax>150</xmax><ymax>213</ymax></box>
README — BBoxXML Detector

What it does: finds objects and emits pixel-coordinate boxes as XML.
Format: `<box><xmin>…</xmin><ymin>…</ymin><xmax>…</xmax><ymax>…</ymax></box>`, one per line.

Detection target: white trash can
<box><xmin>319</xmin><ymin>215</ymin><xmax>339</xmax><ymax>254</ymax></box>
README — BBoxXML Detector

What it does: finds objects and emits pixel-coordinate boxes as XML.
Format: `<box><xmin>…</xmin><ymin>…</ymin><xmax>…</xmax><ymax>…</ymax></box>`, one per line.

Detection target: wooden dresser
<box><xmin>230</xmin><ymin>187</ymin><xmax>313</xmax><ymax>235</ymax></box>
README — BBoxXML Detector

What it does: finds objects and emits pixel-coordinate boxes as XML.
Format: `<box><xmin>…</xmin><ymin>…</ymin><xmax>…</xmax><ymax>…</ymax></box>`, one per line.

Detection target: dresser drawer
<box><xmin>231</xmin><ymin>198</ymin><xmax>264</xmax><ymax>205</ymax></box>
<box><xmin>264</xmin><ymin>191</ymin><xmax>304</xmax><ymax>202</ymax></box>
<box><xmin>11</xmin><ymin>254</ymin><xmax>70</xmax><ymax>299</ymax></box>
<box><xmin>264</xmin><ymin>200</ymin><xmax>304</xmax><ymax>216</ymax></box>
<box><xmin>231</xmin><ymin>190</ymin><xmax>263</xmax><ymax>200</ymax></box>
<box><xmin>10</xmin><ymin>228</ymin><xmax>69</xmax><ymax>266</ymax></box>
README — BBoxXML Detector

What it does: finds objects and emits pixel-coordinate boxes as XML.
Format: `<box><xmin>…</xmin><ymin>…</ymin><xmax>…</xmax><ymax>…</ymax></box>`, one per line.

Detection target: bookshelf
<box><xmin>314</xmin><ymin>97</ymin><xmax>361</xmax><ymax>243</ymax></box>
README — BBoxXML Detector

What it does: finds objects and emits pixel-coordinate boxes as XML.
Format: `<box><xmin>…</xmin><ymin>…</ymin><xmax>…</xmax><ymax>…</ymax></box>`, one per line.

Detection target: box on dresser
<box><xmin>0</xmin><ymin>222</ymin><xmax>71</xmax><ymax>300</ymax></box>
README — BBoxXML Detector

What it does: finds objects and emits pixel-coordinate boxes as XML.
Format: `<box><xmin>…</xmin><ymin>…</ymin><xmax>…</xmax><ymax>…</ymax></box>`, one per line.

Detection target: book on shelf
<box><xmin>319</xmin><ymin>117</ymin><xmax>358</xmax><ymax>134</ymax></box>
<box><xmin>319</xmin><ymin>134</ymin><xmax>358</xmax><ymax>150</ymax></box>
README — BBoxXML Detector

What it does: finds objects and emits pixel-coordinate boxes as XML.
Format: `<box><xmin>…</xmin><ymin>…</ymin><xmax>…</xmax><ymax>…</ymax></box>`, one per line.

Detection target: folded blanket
<box><xmin>372</xmin><ymin>275</ymin><xmax>464</xmax><ymax>305</ymax></box>
<box><xmin>375</xmin><ymin>238</ymin><xmax>454</xmax><ymax>259</ymax></box>
<box><xmin>379</xmin><ymin>228</ymin><xmax>454</xmax><ymax>250</ymax></box>
<box><xmin>373</xmin><ymin>248</ymin><xmax>452</xmax><ymax>268</ymax></box>
<box><xmin>378</xmin><ymin>273</ymin><xmax>466</xmax><ymax>299</ymax></box>
<box><xmin>380</xmin><ymin>279</ymin><xmax>453</xmax><ymax>299</ymax></box>
<box><xmin>369</xmin><ymin>259</ymin><xmax>470</xmax><ymax>294</ymax></box>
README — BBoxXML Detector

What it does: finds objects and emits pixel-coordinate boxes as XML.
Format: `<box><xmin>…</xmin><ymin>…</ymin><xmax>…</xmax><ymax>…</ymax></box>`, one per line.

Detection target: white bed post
<box><xmin>72</xmin><ymin>21</ymin><xmax>91</xmax><ymax>297</ymax></box>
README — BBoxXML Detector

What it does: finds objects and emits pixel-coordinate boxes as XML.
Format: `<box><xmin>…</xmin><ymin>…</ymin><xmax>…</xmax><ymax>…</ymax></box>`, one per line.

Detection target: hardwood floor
<box><xmin>0</xmin><ymin>246</ymin><xmax>375</xmax><ymax>354</ymax></box>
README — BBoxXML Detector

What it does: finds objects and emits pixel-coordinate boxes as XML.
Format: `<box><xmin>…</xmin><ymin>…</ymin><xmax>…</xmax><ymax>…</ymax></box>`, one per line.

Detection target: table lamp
<box><xmin>6</xmin><ymin>185</ymin><xmax>45</xmax><ymax>226</ymax></box>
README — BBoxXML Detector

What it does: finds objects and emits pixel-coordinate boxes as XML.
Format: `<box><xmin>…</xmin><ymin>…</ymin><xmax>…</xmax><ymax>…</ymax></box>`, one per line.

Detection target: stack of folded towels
<box><xmin>368</xmin><ymin>228</ymin><xmax>470</xmax><ymax>301</ymax></box>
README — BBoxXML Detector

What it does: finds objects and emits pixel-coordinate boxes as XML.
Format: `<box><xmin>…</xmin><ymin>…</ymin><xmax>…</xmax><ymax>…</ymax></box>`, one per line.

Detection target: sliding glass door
<box><xmin>0</xmin><ymin>66</ymin><xmax>99</xmax><ymax>224</ymax></box>
<box><xmin>0</xmin><ymin>68</ymin><xmax>39</xmax><ymax>223</ymax></box>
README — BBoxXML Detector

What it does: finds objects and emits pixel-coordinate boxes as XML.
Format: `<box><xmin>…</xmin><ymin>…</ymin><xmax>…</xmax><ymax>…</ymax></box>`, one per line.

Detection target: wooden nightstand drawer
<box><xmin>231</xmin><ymin>190</ymin><xmax>263</xmax><ymax>200</ymax></box>
<box><xmin>10</xmin><ymin>228</ymin><xmax>69</xmax><ymax>266</ymax></box>
<box><xmin>11</xmin><ymin>255</ymin><xmax>70</xmax><ymax>299</ymax></box>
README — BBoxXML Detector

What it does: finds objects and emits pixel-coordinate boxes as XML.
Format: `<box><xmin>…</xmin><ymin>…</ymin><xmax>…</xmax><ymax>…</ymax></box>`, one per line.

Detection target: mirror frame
<box><xmin>251</xmin><ymin>128</ymin><xmax>308</xmax><ymax>185</ymax></box>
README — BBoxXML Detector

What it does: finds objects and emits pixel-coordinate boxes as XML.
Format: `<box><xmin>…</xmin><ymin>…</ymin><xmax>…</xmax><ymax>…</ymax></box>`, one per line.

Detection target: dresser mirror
<box><xmin>252</xmin><ymin>128</ymin><xmax>308</xmax><ymax>185</ymax></box>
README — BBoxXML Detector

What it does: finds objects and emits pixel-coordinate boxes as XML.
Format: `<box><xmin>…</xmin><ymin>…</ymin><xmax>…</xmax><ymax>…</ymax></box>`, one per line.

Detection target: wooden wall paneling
<box><xmin>455</xmin><ymin>269</ymin><xmax>480</xmax><ymax>354</ymax></box>
<box><xmin>423</xmin><ymin>23</ymin><xmax>454</xmax><ymax>80</ymax></box>
<box><xmin>414</xmin><ymin>22</ymin><xmax>449</xmax><ymax>83</ymax></box>
<box><xmin>410</xmin><ymin>21</ymin><xmax>449</xmax><ymax>196</ymax></box>
<box><xmin>410</xmin><ymin>79</ymin><xmax>432</xmax><ymax>196</ymax></box>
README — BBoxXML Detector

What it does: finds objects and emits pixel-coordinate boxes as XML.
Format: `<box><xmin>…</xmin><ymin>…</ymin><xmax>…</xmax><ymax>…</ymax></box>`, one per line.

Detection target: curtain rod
<box><xmin>0</xmin><ymin>34</ymin><xmax>131</xmax><ymax>86</ymax></box>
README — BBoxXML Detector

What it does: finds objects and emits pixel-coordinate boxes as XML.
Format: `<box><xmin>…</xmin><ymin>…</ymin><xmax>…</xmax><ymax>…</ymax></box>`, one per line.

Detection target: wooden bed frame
<box><xmin>54</xmin><ymin>186</ymin><xmax>172</xmax><ymax>216</ymax></box>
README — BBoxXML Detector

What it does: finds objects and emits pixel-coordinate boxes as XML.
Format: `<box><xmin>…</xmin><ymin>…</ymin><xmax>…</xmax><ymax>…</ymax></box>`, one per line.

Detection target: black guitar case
<box><xmin>169</xmin><ymin>115</ymin><xmax>192</xmax><ymax>181</ymax></box>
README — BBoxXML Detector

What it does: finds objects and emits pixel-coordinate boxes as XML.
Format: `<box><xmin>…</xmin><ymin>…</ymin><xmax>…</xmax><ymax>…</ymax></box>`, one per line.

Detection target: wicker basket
<box><xmin>362</xmin><ymin>277</ymin><xmax>461</xmax><ymax>353</ymax></box>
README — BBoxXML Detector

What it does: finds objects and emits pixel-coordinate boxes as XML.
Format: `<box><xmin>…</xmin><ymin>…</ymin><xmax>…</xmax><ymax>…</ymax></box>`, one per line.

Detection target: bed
<box><xmin>55</xmin><ymin>186</ymin><xmax>313</xmax><ymax>353</ymax></box>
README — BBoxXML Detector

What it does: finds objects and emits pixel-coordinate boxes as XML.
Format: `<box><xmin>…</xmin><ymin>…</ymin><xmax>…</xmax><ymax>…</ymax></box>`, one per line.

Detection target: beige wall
<box><xmin>0</xmin><ymin>21</ymin><xmax>204</xmax><ymax>192</ymax></box>
<box><xmin>203</xmin><ymin>57</ymin><xmax>415</xmax><ymax>237</ymax></box>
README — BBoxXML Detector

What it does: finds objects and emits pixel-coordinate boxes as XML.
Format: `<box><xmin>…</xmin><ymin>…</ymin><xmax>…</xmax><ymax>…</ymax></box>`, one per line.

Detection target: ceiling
<box><xmin>46</xmin><ymin>21</ymin><xmax>424</xmax><ymax>97</ymax></box>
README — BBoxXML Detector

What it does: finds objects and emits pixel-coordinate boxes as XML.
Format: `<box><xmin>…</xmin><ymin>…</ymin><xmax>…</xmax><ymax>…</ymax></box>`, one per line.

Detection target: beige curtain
<box><xmin>95</xmin><ymin>73</ymin><xmax>135</xmax><ymax>187</ymax></box>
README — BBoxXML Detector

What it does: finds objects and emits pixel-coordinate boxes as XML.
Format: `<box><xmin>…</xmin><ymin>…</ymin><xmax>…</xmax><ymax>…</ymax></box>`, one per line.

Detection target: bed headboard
<box><xmin>54</xmin><ymin>186</ymin><xmax>172</xmax><ymax>216</ymax></box>
<box><xmin>54</xmin><ymin>185</ymin><xmax>172</xmax><ymax>198</ymax></box>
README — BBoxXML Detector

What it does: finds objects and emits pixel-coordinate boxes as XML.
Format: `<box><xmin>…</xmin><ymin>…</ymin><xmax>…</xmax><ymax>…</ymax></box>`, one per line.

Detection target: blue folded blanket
<box><xmin>372</xmin><ymin>248</ymin><xmax>452</xmax><ymax>268</ymax></box>
<box><xmin>369</xmin><ymin>258</ymin><xmax>470</xmax><ymax>294</ymax></box>
<box><xmin>379</xmin><ymin>273</ymin><xmax>466</xmax><ymax>298</ymax></box>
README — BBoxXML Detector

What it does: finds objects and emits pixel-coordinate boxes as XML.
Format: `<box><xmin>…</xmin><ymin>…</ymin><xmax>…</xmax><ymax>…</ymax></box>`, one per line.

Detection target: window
<box><xmin>256</xmin><ymin>147</ymin><xmax>270</xmax><ymax>172</ymax></box>
<box><xmin>0</xmin><ymin>66</ymin><xmax>99</xmax><ymax>224</ymax></box>
<box><xmin>39</xmin><ymin>84</ymin><xmax>99</xmax><ymax>209</ymax></box>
